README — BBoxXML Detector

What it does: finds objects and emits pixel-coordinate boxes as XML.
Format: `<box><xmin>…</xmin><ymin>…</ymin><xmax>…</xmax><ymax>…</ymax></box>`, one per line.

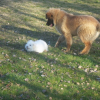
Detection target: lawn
<box><xmin>0</xmin><ymin>0</ymin><xmax>100</xmax><ymax>100</ymax></box>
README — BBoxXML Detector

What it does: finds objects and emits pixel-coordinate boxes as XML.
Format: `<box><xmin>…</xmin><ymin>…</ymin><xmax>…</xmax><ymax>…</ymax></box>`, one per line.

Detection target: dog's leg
<box><xmin>63</xmin><ymin>34</ymin><xmax>72</xmax><ymax>52</ymax></box>
<box><xmin>79</xmin><ymin>41</ymin><xmax>92</xmax><ymax>54</ymax></box>
<box><xmin>55</xmin><ymin>35</ymin><xmax>65</xmax><ymax>47</ymax></box>
<box><xmin>77</xmin><ymin>25</ymin><xmax>95</xmax><ymax>54</ymax></box>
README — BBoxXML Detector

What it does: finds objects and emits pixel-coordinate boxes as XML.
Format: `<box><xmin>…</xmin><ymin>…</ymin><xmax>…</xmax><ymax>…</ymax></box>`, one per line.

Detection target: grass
<box><xmin>0</xmin><ymin>0</ymin><xmax>100</xmax><ymax>100</ymax></box>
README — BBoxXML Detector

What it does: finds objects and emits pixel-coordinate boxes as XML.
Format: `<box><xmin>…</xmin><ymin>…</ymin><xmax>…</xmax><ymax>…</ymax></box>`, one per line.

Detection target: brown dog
<box><xmin>46</xmin><ymin>8</ymin><xmax>100</xmax><ymax>54</ymax></box>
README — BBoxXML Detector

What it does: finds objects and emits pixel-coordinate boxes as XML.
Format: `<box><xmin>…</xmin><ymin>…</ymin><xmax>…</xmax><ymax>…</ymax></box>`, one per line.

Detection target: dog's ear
<box><xmin>46</xmin><ymin>13</ymin><xmax>49</xmax><ymax>19</ymax></box>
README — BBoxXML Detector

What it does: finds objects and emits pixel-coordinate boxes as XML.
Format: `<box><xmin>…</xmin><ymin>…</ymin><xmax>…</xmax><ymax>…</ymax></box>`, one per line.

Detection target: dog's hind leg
<box><xmin>79</xmin><ymin>41</ymin><xmax>92</xmax><ymax>54</ymax></box>
<box><xmin>55</xmin><ymin>35</ymin><xmax>65</xmax><ymax>47</ymax></box>
<box><xmin>77</xmin><ymin>24</ymin><xmax>97</xmax><ymax>54</ymax></box>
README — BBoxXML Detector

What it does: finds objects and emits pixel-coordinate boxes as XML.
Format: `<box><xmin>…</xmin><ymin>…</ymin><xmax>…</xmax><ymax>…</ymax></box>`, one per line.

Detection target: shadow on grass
<box><xmin>1</xmin><ymin>25</ymin><xmax>59</xmax><ymax>46</ymax></box>
<box><xmin>0</xmin><ymin>74</ymin><xmax>70</xmax><ymax>100</ymax></box>
<box><xmin>31</xmin><ymin>0</ymin><xmax>100</xmax><ymax>16</ymax></box>
<box><xmin>1</xmin><ymin>0</ymin><xmax>100</xmax><ymax>16</ymax></box>
<box><xmin>0</xmin><ymin>0</ymin><xmax>31</xmax><ymax>6</ymax></box>
<box><xmin>53</xmin><ymin>0</ymin><xmax>100</xmax><ymax>14</ymax></box>
<box><xmin>12</xmin><ymin>6</ymin><xmax>46</xmax><ymax>22</ymax></box>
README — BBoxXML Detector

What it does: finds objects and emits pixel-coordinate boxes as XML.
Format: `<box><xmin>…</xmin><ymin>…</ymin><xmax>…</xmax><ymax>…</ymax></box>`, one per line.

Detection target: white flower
<box><xmin>78</xmin><ymin>66</ymin><xmax>82</xmax><ymax>69</ymax></box>
<box><xmin>24</xmin><ymin>78</ymin><xmax>29</xmax><ymax>81</ymax></box>
<box><xmin>41</xmin><ymin>75</ymin><xmax>45</xmax><ymax>77</ymax></box>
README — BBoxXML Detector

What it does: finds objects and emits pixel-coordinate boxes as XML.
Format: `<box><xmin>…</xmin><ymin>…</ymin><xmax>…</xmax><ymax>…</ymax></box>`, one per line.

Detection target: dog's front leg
<box><xmin>55</xmin><ymin>35</ymin><xmax>65</xmax><ymax>47</ymax></box>
<box><xmin>64</xmin><ymin>33</ymin><xmax>72</xmax><ymax>53</ymax></box>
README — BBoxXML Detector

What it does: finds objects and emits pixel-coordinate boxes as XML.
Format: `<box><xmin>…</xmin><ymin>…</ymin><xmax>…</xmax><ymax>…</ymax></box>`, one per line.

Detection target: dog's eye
<box><xmin>51</xmin><ymin>15</ymin><xmax>53</xmax><ymax>18</ymax></box>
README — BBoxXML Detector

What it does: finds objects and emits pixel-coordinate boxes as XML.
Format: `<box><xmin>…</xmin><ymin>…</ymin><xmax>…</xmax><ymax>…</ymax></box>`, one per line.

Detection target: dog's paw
<box><xmin>62</xmin><ymin>49</ymin><xmax>70</xmax><ymax>53</ymax></box>
<box><xmin>54</xmin><ymin>45</ymin><xmax>57</xmax><ymax>48</ymax></box>
<box><xmin>79</xmin><ymin>51</ymin><xmax>89</xmax><ymax>55</ymax></box>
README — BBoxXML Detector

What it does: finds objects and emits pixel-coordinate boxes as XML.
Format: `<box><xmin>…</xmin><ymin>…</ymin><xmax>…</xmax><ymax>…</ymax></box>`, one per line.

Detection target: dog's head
<box><xmin>46</xmin><ymin>12</ymin><xmax>54</xmax><ymax>27</ymax></box>
<box><xmin>46</xmin><ymin>8</ymin><xmax>60</xmax><ymax>27</ymax></box>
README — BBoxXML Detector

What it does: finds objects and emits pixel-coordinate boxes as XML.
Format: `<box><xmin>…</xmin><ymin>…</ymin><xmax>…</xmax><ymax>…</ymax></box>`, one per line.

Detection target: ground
<box><xmin>0</xmin><ymin>0</ymin><xmax>100</xmax><ymax>100</ymax></box>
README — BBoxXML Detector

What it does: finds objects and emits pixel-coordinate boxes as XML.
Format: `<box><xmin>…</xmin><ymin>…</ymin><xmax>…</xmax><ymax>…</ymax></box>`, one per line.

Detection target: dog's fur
<box><xmin>46</xmin><ymin>8</ymin><xmax>100</xmax><ymax>54</ymax></box>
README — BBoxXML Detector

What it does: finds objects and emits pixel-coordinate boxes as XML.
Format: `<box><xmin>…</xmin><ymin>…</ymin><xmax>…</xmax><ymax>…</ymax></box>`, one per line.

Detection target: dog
<box><xmin>46</xmin><ymin>8</ymin><xmax>100</xmax><ymax>54</ymax></box>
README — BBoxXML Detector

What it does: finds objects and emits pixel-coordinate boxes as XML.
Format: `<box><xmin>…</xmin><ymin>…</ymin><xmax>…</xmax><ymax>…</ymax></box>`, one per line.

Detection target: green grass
<box><xmin>0</xmin><ymin>0</ymin><xmax>100</xmax><ymax>100</ymax></box>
